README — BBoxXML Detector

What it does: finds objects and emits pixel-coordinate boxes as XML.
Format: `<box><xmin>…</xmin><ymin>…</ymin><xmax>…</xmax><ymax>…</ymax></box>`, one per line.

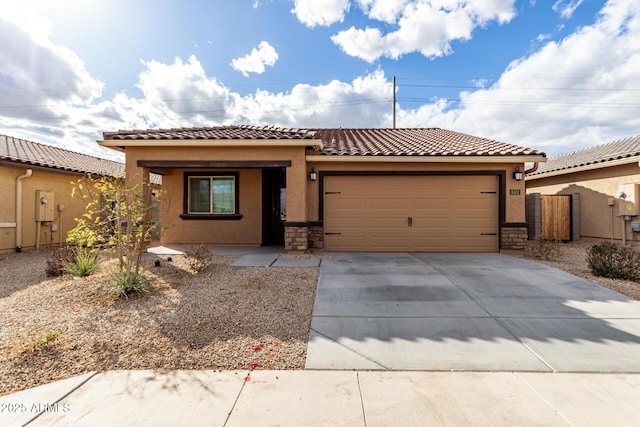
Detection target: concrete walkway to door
<box><xmin>306</xmin><ymin>252</ymin><xmax>640</xmax><ymax>371</ymax></box>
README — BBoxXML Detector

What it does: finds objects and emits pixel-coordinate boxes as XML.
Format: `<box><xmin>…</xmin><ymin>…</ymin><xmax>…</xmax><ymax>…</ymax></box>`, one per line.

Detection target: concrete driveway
<box><xmin>306</xmin><ymin>252</ymin><xmax>640</xmax><ymax>372</ymax></box>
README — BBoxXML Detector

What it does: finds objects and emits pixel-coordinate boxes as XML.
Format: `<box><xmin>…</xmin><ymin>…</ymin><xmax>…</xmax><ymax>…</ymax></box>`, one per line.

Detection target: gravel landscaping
<box><xmin>524</xmin><ymin>238</ymin><xmax>640</xmax><ymax>300</ymax></box>
<box><xmin>0</xmin><ymin>249</ymin><xmax>319</xmax><ymax>396</ymax></box>
<box><xmin>1</xmin><ymin>239</ymin><xmax>639</xmax><ymax>397</ymax></box>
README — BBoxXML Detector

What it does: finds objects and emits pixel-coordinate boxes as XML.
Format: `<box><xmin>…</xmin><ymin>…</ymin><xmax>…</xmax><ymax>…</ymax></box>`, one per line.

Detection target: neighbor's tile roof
<box><xmin>528</xmin><ymin>135</ymin><xmax>640</xmax><ymax>177</ymax></box>
<box><xmin>314</xmin><ymin>128</ymin><xmax>543</xmax><ymax>156</ymax></box>
<box><xmin>1</xmin><ymin>134</ymin><xmax>126</xmax><ymax>176</ymax></box>
<box><xmin>103</xmin><ymin>125</ymin><xmax>544</xmax><ymax>157</ymax></box>
<box><xmin>0</xmin><ymin>134</ymin><xmax>162</xmax><ymax>185</ymax></box>
<box><xmin>103</xmin><ymin>125</ymin><xmax>316</xmax><ymax>141</ymax></box>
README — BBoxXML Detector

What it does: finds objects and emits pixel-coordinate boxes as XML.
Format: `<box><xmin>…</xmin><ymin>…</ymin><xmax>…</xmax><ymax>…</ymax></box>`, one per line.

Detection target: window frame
<box><xmin>181</xmin><ymin>171</ymin><xmax>242</xmax><ymax>220</ymax></box>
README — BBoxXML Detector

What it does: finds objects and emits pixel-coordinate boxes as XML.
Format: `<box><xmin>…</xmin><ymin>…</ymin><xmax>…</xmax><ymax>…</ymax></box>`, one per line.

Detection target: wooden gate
<box><xmin>541</xmin><ymin>195</ymin><xmax>571</xmax><ymax>240</ymax></box>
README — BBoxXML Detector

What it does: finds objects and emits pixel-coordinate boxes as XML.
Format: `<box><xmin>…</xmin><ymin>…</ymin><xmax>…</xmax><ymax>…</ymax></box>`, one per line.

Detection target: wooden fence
<box><xmin>541</xmin><ymin>195</ymin><xmax>571</xmax><ymax>240</ymax></box>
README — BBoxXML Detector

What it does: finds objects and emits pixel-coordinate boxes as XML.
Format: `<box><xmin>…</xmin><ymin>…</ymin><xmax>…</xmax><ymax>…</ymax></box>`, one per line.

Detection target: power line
<box><xmin>0</xmin><ymin>97</ymin><xmax>392</xmax><ymax>121</ymax></box>
<box><xmin>400</xmin><ymin>83</ymin><xmax>640</xmax><ymax>92</ymax></box>
<box><xmin>397</xmin><ymin>97</ymin><xmax>640</xmax><ymax>109</ymax></box>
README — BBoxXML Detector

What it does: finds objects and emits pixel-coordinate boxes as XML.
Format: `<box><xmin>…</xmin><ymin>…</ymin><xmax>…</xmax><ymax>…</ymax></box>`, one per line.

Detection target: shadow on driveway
<box><xmin>306</xmin><ymin>252</ymin><xmax>640</xmax><ymax>372</ymax></box>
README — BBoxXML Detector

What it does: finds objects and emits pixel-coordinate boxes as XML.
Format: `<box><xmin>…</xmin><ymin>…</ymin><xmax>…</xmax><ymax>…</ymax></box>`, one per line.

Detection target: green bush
<box><xmin>107</xmin><ymin>271</ymin><xmax>151</xmax><ymax>298</ymax></box>
<box><xmin>184</xmin><ymin>244</ymin><xmax>212</xmax><ymax>273</ymax></box>
<box><xmin>586</xmin><ymin>242</ymin><xmax>640</xmax><ymax>281</ymax></box>
<box><xmin>65</xmin><ymin>246</ymin><xmax>99</xmax><ymax>277</ymax></box>
<box><xmin>45</xmin><ymin>246</ymin><xmax>76</xmax><ymax>277</ymax></box>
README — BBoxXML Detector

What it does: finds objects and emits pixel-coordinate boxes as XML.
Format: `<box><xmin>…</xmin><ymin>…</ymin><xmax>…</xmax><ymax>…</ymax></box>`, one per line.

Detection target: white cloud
<box><xmin>132</xmin><ymin>55</ymin><xmax>231</xmax><ymax>127</ymax></box>
<box><xmin>1</xmin><ymin>0</ymin><xmax>638</xmax><ymax>163</ymax></box>
<box><xmin>291</xmin><ymin>0</ymin><xmax>350</xmax><ymax>27</ymax></box>
<box><xmin>397</xmin><ymin>0</ymin><xmax>640</xmax><ymax>156</ymax></box>
<box><xmin>230</xmin><ymin>41</ymin><xmax>279</xmax><ymax>77</ymax></box>
<box><xmin>226</xmin><ymin>69</ymin><xmax>392</xmax><ymax>127</ymax></box>
<box><xmin>0</xmin><ymin>2</ymin><xmax>53</xmax><ymax>45</ymax></box>
<box><xmin>355</xmin><ymin>0</ymin><xmax>409</xmax><ymax>24</ymax></box>
<box><xmin>331</xmin><ymin>0</ymin><xmax>517</xmax><ymax>62</ymax></box>
<box><xmin>553</xmin><ymin>0</ymin><xmax>585</xmax><ymax>19</ymax></box>
<box><xmin>0</xmin><ymin>6</ymin><xmax>108</xmax><ymax>157</ymax></box>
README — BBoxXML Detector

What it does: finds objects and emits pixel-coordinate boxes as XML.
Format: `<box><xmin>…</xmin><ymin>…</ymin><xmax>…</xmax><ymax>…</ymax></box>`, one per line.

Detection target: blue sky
<box><xmin>1</xmin><ymin>0</ymin><xmax>638</xmax><ymax>161</ymax></box>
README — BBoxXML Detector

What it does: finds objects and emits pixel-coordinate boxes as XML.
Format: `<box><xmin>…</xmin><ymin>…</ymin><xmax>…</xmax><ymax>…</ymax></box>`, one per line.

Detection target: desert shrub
<box><xmin>68</xmin><ymin>175</ymin><xmax>158</xmax><ymax>297</ymax></box>
<box><xmin>107</xmin><ymin>270</ymin><xmax>151</xmax><ymax>298</ymax></box>
<box><xmin>20</xmin><ymin>324</ymin><xmax>62</xmax><ymax>354</ymax></box>
<box><xmin>525</xmin><ymin>237</ymin><xmax>561</xmax><ymax>261</ymax></box>
<box><xmin>586</xmin><ymin>242</ymin><xmax>640</xmax><ymax>281</ymax></box>
<box><xmin>184</xmin><ymin>244</ymin><xmax>212</xmax><ymax>273</ymax></box>
<box><xmin>65</xmin><ymin>246</ymin><xmax>99</xmax><ymax>277</ymax></box>
<box><xmin>45</xmin><ymin>246</ymin><xmax>76</xmax><ymax>277</ymax></box>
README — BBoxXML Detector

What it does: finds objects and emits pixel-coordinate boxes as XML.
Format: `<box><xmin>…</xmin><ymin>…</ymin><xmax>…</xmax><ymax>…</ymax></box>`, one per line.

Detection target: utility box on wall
<box><xmin>35</xmin><ymin>190</ymin><xmax>55</xmax><ymax>221</ymax></box>
<box><xmin>618</xmin><ymin>184</ymin><xmax>640</xmax><ymax>216</ymax></box>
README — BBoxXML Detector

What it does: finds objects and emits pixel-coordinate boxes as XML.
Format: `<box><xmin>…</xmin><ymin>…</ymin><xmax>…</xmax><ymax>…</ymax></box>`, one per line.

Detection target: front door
<box><xmin>262</xmin><ymin>169</ymin><xmax>286</xmax><ymax>245</ymax></box>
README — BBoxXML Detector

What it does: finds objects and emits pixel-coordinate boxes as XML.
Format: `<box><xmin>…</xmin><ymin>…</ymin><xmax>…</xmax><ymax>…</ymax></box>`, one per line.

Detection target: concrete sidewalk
<box><xmin>2</xmin><ymin>370</ymin><xmax>639</xmax><ymax>426</ymax></box>
<box><xmin>147</xmin><ymin>245</ymin><xmax>321</xmax><ymax>267</ymax></box>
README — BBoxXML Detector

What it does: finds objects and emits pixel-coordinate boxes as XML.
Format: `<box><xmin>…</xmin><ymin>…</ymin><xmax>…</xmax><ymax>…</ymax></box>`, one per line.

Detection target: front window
<box><xmin>186</xmin><ymin>173</ymin><xmax>238</xmax><ymax>215</ymax></box>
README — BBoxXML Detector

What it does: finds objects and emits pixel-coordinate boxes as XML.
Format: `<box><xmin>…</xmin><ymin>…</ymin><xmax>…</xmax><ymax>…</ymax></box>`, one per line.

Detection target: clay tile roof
<box><xmin>314</xmin><ymin>128</ymin><xmax>544</xmax><ymax>157</ymax></box>
<box><xmin>103</xmin><ymin>124</ymin><xmax>316</xmax><ymax>140</ymax></box>
<box><xmin>0</xmin><ymin>134</ymin><xmax>161</xmax><ymax>185</ymax></box>
<box><xmin>103</xmin><ymin>125</ymin><xmax>544</xmax><ymax>158</ymax></box>
<box><xmin>528</xmin><ymin>135</ymin><xmax>640</xmax><ymax>176</ymax></box>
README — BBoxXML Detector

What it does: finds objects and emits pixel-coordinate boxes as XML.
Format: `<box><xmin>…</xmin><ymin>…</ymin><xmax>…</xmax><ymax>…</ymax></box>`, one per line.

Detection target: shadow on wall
<box><xmin>528</xmin><ymin>184</ymin><xmax>640</xmax><ymax>242</ymax></box>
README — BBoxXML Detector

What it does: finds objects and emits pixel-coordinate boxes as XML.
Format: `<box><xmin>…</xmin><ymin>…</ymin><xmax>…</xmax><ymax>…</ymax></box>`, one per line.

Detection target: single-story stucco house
<box><xmin>0</xmin><ymin>134</ymin><xmax>159</xmax><ymax>253</ymax></box>
<box><xmin>99</xmin><ymin>125</ymin><xmax>546</xmax><ymax>254</ymax></box>
<box><xmin>526</xmin><ymin>135</ymin><xmax>640</xmax><ymax>243</ymax></box>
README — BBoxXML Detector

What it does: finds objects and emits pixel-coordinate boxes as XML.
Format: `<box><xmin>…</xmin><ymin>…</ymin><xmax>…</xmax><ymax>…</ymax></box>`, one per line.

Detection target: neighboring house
<box><xmin>0</xmin><ymin>134</ymin><xmax>160</xmax><ymax>253</ymax></box>
<box><xmin>99</xmin><ymin>125</ymin><xmax>546</xmax><ymax>253</ymax></box>
<box><xmin>526</xmin><ymin>135</ymin><xmax>640</xmax><ymax>242</ymax></box>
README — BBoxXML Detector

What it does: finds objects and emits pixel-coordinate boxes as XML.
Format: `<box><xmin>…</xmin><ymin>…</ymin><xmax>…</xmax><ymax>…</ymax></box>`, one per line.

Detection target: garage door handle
<box><xmin>408</xmin><ymin>217</ymin><xmax>413</xmax><ymax>227</ymax></box>
<box><xmin>325</xmin><ymin>191</ymin><xmax>341</xmax><ymax>195</ymax></box>
<box><xmin>481</xmin><ymin>191</ymin><xmax>497</xmax><ymax>194</ymax></box>
<box><xmin>481</xmin><ymin>233</ymin><xmax>497</xmax><ymax>236</ymax></box>
<box><xmin>325</xmin><ymin>232</ymin><xmax>341</xmax><ymax>236</ymax></box>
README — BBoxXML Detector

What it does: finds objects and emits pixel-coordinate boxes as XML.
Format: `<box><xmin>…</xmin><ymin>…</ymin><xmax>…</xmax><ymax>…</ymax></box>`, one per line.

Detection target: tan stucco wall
<box><xmin>526</xmin><ymin>163</ymin><xmax>640</xmax><ymax>240</ymax></box>
<box><xmin>121</xmin><ymin>143</ymin><xmax>527</xmax><ymax>246</ymax></box>
<box><xmin>123</xmin><ymin>146</ymin><xmax>307</xmax><ymax>245</ymax></box>
<box><xmin>0</xmin><ymin>165</ymin><xmax>87</xmax><ymax>253</ymax></box>
<box><xmin>160</xmin><ymin>168</ymin><xmax>262</xmax><ymax>244</ymax></box>
<box><xmin>306</xmin><ymin>161</ymin><xmax>527</xmax><ymax>224</ymax></box>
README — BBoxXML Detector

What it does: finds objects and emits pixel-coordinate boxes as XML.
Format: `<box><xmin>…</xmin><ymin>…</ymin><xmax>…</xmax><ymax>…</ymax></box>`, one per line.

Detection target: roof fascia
<box><xmin>98</xmin><ymin>139</ymin><xmax>323</xmax><ymax>149</ymax></box>
<box><xmin>526</xmin><ymin>156</ymin><xmax>640</xmax><ymax>181</ymax></box>
<box><xmin>306</xmin><ymin>155</ymin><xmax>546</xmax><ymax>163</ymax></box>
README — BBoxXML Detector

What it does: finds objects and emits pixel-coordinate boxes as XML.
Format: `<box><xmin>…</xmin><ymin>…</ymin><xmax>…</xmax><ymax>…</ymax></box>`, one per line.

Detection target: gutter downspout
<box><xmin>16</xmin><ymin>169</ymin><xmax>33</xmax><ymax>252</ymax></box>
<box><xmin>525</xmin><ymin>162</ymin><xmax>539</xmax><ymax>175</ymax></box>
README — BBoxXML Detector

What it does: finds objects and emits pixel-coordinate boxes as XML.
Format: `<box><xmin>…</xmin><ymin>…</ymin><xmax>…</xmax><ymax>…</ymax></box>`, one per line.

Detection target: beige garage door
<box><xmin>323</xmin><ymin>175</ymin><xmax>499</xmax><ymax>252</ymax></box>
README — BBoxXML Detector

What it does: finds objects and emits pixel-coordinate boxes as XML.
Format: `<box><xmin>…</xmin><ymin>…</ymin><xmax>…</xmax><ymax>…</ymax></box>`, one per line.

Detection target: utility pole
<box><xmin>393</xmin><ymin>76</ymin><xmax>396</xmax><ymax>129</ymax></box>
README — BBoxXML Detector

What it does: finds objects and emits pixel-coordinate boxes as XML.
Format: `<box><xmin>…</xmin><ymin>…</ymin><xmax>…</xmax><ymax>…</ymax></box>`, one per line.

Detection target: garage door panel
<box><xmin>327</xmin><ymin>219</ymin><xmax>367</xmax><ymax>230</ymax></box>
<box><xmin>453</xmin><ymin>200</ymin><xmax>495</xmax><ymax>210</ymax></box>
<box><xmin>369</xmin><ymin>218</ymin><xmax>407</xmax><ymax>228</ymax></box>
<box><xmin>324</xmin><ymin>175</ymin><xmax>498</xmax><ymax>252</ymax></box>
<box><xmin>326</xmin><ymin>198</ymin><xmax>365</xmax><ymax>209</ymax></box>
<box><xmin>375</xmin><ymin>178</ymin><xmax>410</xmax><ymax>190</ymax></box>
<box><xmin>412</xmin><ymin>200</ymin><xmax>451</xmax><ymax>210</ymax></box>
<box><xmin>370</xmin><ymin>200</ymin><xmax>408</xmax><ymax>210</ymax></box>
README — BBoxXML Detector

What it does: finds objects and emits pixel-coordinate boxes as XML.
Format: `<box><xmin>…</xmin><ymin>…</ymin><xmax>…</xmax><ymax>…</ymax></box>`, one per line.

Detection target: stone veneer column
<box><xmin>308</xmin><ymin>224</ymin><xmax>324</xmax><ymax>249</ymax></box>
<box><xmin>501</xmin><ymin>225</ymin><xmax>528</xmax><ymax>250</ymax></box>
<box><xmin>284</xmin><ymin>224</ymin><xmax>309</xmax><ymax>252</ymax></box>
